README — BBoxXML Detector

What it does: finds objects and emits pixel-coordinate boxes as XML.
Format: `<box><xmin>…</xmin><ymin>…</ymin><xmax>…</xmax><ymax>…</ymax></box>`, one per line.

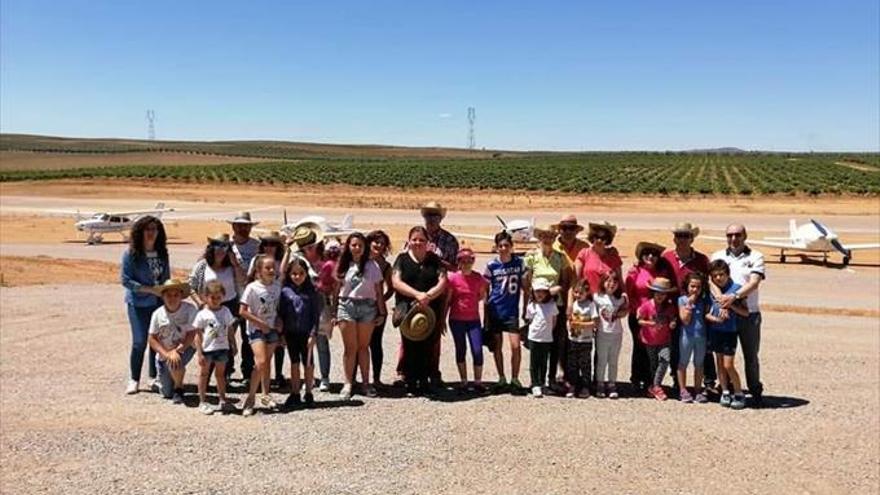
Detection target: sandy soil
<box><xmin>0</xmin><ymin>256</ymin><xmax>188</xmax><ymax>287</ymax></box>
<box><xmin>0</xmin><ymin>151</ymin><xmax>271</xmax><ymax>171</ymax></box>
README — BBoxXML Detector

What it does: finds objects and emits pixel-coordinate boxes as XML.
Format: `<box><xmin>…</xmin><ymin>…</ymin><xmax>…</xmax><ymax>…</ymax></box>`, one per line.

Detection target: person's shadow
<box><xmin>756</xmin><ymin>395</ymin><xmax>810</xmax><ymax>409</ymax></box>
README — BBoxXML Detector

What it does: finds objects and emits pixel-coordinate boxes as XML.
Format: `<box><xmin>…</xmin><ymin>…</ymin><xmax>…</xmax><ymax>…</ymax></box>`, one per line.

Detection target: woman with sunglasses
<box><xmin>624</xmin><ymin>241</ymin><xmax>675</xmax><ymax>394</ymax></box>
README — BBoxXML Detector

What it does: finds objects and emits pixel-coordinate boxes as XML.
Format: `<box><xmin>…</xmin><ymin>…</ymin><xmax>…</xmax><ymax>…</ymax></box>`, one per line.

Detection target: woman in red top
<box><xmin>624</xmin><ymin>241</ymin><xmax>674</xmax><ymax>393</ymax></box>
<box><xmin>573</xmin><ymin>222</ymin><xmax>622</xmax><ymax>297</ymax></box>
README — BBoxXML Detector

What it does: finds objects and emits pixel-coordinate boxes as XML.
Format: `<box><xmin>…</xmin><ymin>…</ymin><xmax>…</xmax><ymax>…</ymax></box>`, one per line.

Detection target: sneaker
<box><xmin>730</xmin><ymin>395</ymin><xmax>747</xmax><ymax>410</ymax></box>
<box><xmin>694</xmin><ymin>392</ymin><xmax>709</xmax><ymax>404</ymax></box>
<box><xmin>365</xmin><ymin>385</ymin><xmax>378</xmax><ymax>398</ymax></box>
<box><xmin>198</xmin><ymin>402</ymin><xmax>214</xmax><ymax>415</ymax></box>
<box><xmin>125</xmin><ymin>379</ymin><xmax>139</xmax><ymax>395</ymax></box>
<box><xmin>565</xmin><ymin>391</ymin><xmax>575</xmax><ymax>398</ymax></box>
<box><xmin>510</xmin><ymin>378</ymin><xmax>523</xmax><ymax>390</ymax></box>
<box><xmin>171</xmin><ymin>391</ymin><xmax>184</xmax><ymax>405</ymax></box>
<box><xmin>608</xmin><ymin>387</ymin><xmax>619</xmax><ymax>400</ymax></box>
<box><xmin>340</xmin><ymin>384</ymin><xmax>353</xmax><ymax>401</ymax></box>
<box><xmin>595</xmin><ymin>383</ymin><xmax>606</xmax><ymax>398</ymax></box>
<box><xmin>577</xmin><ymin>389</ymin><xmax>590</xmax><ymax>399</ymax></box>
<box><xmin>679</xmin><ymin>389</ymin><xmax>694</xmax><ymax>403</ymax></box>
<box><xmin>318</xmin><ymin>380</ymin><xmax>330</xmax><ymax>392</ymax></box>
<box><xmin>303</xmin><ymin>392</ymin><xmax>314</xmax><ymax>406</ymax></box>
<box><xmin>149</xmin><ymin>378</ymin><xmax>161</xmax><ymax>393</ymax></box>
<box><xmin>719</xmin><ymin>392</ymin><xmax>732</xmax><ymax>408</ymax></box>
<box><xmin>241</xmin><ymin>405</ymin><xmax>255</xmax><ymax>417</ymax></box>
<box><xmin>283</xmin><ymin>393</ymin><xmax>302</xmax><ymax>408</ymax></box>
<box><xmin>495</xmin><ymin>377</ymin><xmax>508</xmax><ymax>391</ymax></box>
<box><xmin>650</xmin><ymin>386</ymin><xmax>667</xmax><ymax>401</ymax></box>
<box><xmin>260</xmin><ymin>394</ymin><xmax>278</xmax><ymax>409</ymax></box>
<box><xmin>531</xmin><ymin>386</ymin><xmax>544</xmax><ymax>398</ymax></box>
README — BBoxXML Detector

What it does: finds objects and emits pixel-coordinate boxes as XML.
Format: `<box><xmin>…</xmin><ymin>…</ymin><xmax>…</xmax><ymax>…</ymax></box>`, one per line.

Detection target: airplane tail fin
<box><xmin>341</xmin><ymin>214</ymin><xmax>353</xmax><ymax>230</ymax></box>
<box><xmin>789</xmin><ymin>219</ymin><xmax>798</xmax><ymax>240</ymax></box>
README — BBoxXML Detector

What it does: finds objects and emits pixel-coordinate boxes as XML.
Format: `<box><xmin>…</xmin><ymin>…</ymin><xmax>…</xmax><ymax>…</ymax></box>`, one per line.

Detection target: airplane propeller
<box><xmin>809</xmin><ymin>218</ymin><xmax>828</xmax><ymax>237</ymax></box>
<box><xmin>830</xmin><ymin>238</ymin><xmax>850</xmax><ymax>257</ymax></box>
<box><xmin>496</xmin><ymin>215</ymin><xmax>509</xmax><ymax>231</ymax></box>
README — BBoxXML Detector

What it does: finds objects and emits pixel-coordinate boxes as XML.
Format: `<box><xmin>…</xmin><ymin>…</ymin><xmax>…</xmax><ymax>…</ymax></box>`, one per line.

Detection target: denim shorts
<box><xmin>709</xmin><ymin>331</ymin><xmax>738</xmax><ymax>356</ymax></box>
<box><xmin>337</xmin><ymin>298</ymin><xmax>377</xmax><ymax>323</ymax></box>
<box><xmin>486</xmin><ymin>312</ymin><xmax>519</xmax><ymax>334</ymax></box>
<box><xmin>156</xmin><ymin>346</ymin><xmax>196</xmax><ymax>399</ymax></box>
<box><xmin>203</xmin><ymin>349</ymin><xmax>229</xmax><ymax>363</ymax></box>
<box><xmin>678</xmin><ymin>332</ymin><xmax>707</xmax><ymax>368</ymax></box>
<box><xmin>248</xmin><ymin>330</ymin><xmax>281</xmax><ymax>344</ymax></box>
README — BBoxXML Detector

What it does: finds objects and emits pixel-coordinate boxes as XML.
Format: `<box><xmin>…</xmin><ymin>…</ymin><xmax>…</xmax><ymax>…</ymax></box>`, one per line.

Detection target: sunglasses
<box><xmin>674</xmin><ymin>233</ymin><xmax>693</xmax><ymax>239</ymax></box>
<box><xmin>560</xmin><ymin>225</ymin><xmax>579</xmax><ymax>232</ymax></box>
<box><xmin>641</xmin><ymin>251</ymin><xmax>659</xmax><ymax>257</ymax></box>
<box><xmin>210</xmin><ymin>242</ymin><xmax>230</xmax><ymax>249</ymax></box>
<box><xmin>423</xmin><ymin>213</ymin><xmax>442</xmax><ymax>220</ymax></box>
<box><xmin>726</xmin><ymin>232</ymin><xmax>744</xmax><ymax>238</ymax></box>
<box><xmin>593</xmin><ymin>235</ymin><xmax>610</xmax><ymax>242</ymax></box>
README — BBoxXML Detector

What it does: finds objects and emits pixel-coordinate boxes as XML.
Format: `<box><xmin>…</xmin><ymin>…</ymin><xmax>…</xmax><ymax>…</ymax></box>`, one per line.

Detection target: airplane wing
<box><xmin>450</xmin><ymin>231</ymin><xmax>497</xmax><ymax>242</ymax></box>
<box><xmin>701</xmin><ymin>235</ymin><xmax>801</xmax><ymax>249</ymax></box>
<box><xmin>842</xmin><ymin>243</ymin><xmax>880</xmax><ymax>251</ymax></box>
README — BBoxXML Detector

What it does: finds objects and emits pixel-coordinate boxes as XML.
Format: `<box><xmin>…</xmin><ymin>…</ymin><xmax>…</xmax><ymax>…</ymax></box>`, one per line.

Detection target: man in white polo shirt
<box><xmin>711</xmin><ymin>223</ymin><xmax>765</xmax><ymax>407</ymax></box>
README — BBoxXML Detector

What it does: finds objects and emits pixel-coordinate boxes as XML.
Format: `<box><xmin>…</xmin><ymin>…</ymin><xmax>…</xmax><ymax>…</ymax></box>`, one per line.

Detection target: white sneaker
<box><xmin>340</xmin><ymin>384</ymin><xmax>353</xmax><ymax>401</ymax></box>
<box><xmin>149</xmin><ymin>378</ymin><xmax>161</xmax><ymax>393</ymax></box>
<box><xmin>532</xmin><ymin>386</ymin><xmax>543</xmax><ymax>398</ymax></box>
<box><xmin>242</xmin><ymin>406</ymin><xmax>255</xmax><ymax>417</ymax></box>
<box><xmin>318</xmin><ymin>380</ymin><xmax>330</xmax><ymax>392</ymax></box>
<box><xmin>198</xmin><ymin>403</ymin><xmax>215</xmax><ymax>415</ymax></box>
<box><xmin>125</xmin><ymin>379</ymin><xmax>139</xmax><ymax>395</ymax></box>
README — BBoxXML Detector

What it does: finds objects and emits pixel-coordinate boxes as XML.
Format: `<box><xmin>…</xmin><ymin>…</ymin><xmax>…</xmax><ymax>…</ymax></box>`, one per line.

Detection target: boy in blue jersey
<box><xmin>483</xmin><ymin>232</ymin><xmax>527</xmax><ymax>390</ymax></box>
<box><xmin>706</xmin><ymin>260</ymin><xmax>749</xmax><ymax>410</ymax></box>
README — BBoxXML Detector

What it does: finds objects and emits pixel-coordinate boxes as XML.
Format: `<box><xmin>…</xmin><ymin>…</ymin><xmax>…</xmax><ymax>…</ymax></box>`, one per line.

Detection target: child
<box><xmin>193</xmin><ymin>280</ymin><xmax>237</xmax><ymax>414</ymax></box>
<box><xmin>279</xmin><ymin>258</ymin><xmax>321</xmax><ymax>407</ymax></box>
<box><xmin>566</xmin><ymin>280</ymin><xmax>597</xmax><ymax>398</ymax></box>
<box><xmin>525</xmin><ymin>279</ymin><xmax>558</xmax><ymax>398</ymax></box>
<box><xmin>446</xmin><ymin>248</ymin><xmax>489</xmax><ymax>392</ymax></box>
<box><xmin>239</xmin><ymin>255</ymin><xmax>283</xmax><ymax>416</ymax></box>
<box><xmin>483</xmin><ymin>231</ymin><xmax>526</xmax><ymax>391</ymax></box>
<box><xmin>593</xmin><ymin>271</ymin><xmax>628</xmax><ymax>399</ymax></box>
<box><xmin>147</xmin><ymin>279</ymin><xmax>198</xmax><ymax>404</ymax></box>
<box><xmin>636</xmin><ymin>277</ymin><xmax>678</xmax><ymax>401</ymax></box>
<box><xmin>706</xmin><ymin>260</ymin><xmax>749</xmax><ymax>410</ymax></box>
<box><xmin>677</xmin><ymin>272</ymin><xmax>710</xmax><ymax>404</ymax></box>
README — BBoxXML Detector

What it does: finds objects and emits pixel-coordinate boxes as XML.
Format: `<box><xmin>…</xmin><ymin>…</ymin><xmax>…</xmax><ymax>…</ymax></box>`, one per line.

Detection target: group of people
<box><xmin>121</xmin><ymin>201</ymin><xmax>767</xmax><ymax>416</ymax></box>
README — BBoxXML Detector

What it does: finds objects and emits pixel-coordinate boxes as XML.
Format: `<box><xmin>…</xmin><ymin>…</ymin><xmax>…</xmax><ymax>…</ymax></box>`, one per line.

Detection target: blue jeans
<box><xmin>126</xmin><ymin>303</ymin><xmax>159</xmax><ymax>381</ymax></box>
<box><xmin>678</xmin><ymin>332</ymin><xmax>707</xmax><ymax>369</ymax></box>
<box><xmin>156</xmin><ymin>346</ymin><xmax>196</xmax><ymax>398</ymax></box>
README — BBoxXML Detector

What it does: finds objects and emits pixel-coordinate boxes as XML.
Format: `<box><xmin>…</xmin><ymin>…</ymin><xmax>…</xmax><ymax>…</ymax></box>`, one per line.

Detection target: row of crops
<box><xmin>2</xmin><ymin>153</ymin><xmax>878</xmax><ymax>194</ymax></box>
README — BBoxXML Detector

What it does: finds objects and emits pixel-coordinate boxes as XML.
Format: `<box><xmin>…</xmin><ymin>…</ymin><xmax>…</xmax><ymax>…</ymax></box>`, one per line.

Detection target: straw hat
<box><xmin>227</xmin><ymin>211</ymin><xmax>260</xmax><ymax>226</ymax></box>
<box><xmin>207</xmin><ymin>233</ymin><xmax>231</xmax><ymax>245</ymax></box>
<box><xmin>151</xmin><ymin>278</ymin><xmax>192</xmax><ymax>297</ymax></box>
<box><xmin>635</xmin><ymin>241</ymin><xmax>666</xmax><ymax>259</ymax></box>
<box><xmin>533</xmin><ymin>225</ymin><xmax>557</xmax><ymax>240</ymax></box>
<box><xmin>400</xmin><ymin>304</ymin><xmax>437</xmax><ymax>342</ymax></box>
<box><xmin>552</xmin><ymin>214</ymin><xmax>584</xmax><ymax>233</ymax></box>
<box><xmin>532</xmin><ymin>278</ymin><xmax>552</xmax><ymax>292</ymax></box>
<box><xmin>289</xmin><ymin>224</ymin><xmax>324</xmax><ymax>250</ymax></box>
<box><xmin>647</xmin><ymin>277</ymin><xmax>677</xmax><ymax>293</ymax></box>
<box><xmin>588</xmin><ymin>221</ymin><xmax>618</xmax><ymax>241</ymax></box>
<box><xmin>259</xmin><ymin>230</ymin><xmax>284</xmax><ymax>243</ymax></box>
<box><xmin>672</xmin><ymin>222</ymin><xmax>701</xmax><ymax>238</ymax></box>
<box><xmin>420</xmin><ymin>201</ymin><xmax>447</xmax><ymax>220</ymax></box>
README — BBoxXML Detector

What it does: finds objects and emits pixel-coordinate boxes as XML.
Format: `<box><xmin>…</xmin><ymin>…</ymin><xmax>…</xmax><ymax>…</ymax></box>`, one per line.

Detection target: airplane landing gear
<box><xmin>779</xmin><ymin>250</ymin><xmax>786</xmax><ymax>263</ymax></box>
<box><xmin>86</xmin><ymin>233</ymin><xmax>104</xmax><ymax>245</ymax></box>
<box><xmin>843</xmin><ymin>252</ymin><xmax>852</xmax><ymax>266</ymax></box>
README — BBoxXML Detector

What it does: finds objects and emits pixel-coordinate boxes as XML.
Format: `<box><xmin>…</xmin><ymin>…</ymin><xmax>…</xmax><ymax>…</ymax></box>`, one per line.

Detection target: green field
<box><xmin>2</xmin><ymin>134</ymin><xmax>878</xmax><ymax>195</ymax></box>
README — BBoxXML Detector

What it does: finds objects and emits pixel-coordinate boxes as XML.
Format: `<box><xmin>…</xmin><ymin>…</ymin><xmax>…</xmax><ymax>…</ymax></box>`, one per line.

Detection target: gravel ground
<box><xmin>1</xmin><ymin>283</ymin><xmax>878</xmax><ymax>494</ymax></box>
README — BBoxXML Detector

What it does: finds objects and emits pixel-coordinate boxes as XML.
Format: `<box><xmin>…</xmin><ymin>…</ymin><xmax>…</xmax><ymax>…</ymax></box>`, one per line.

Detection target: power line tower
<box><xmin>146</xmin><ymin>110</ymin><xmax>156</xmax><ymax>140</ymax></box>
<box><xmin>467</xmin><ymin>106</ymin><xmax>476</xmax><ymax>149</ymax></box>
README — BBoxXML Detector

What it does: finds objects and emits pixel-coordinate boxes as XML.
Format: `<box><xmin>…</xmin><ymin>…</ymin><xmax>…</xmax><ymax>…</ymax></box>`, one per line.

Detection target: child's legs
<box><xmin>594</xmin><ymin>333</ymin><xmax>610</xmax><ymax>383</ymax></box>
<box><xmin>581</xmin><ymin>342</ymin><xmax>593</xmax><ymax>389</ymax></box>
<box><xmin>304</xmin><ymin>344</ymin><xmax>315</xmax><ymax>393</ymax></box>
<box><xmin>722</xmin><ymin>355</ymin><xmax>742</xmax><ymax>394</ymax></box>
<box><xmin>339</xmin><ymin>320</ymin><xmax>358</xmax><ymax>386</ymax></box>
<box><xmin>508</xmin><ymin>332</ymin><xmax>522</xmax><ymax>380</ymax></box>
<box><xmin>645</xmin><ymin>345</ymin><xmax>660</xmax><ymax>386</ymax></box>
<box><xmin>607</xmin><ymin>333</ymin><xmax>622</xmax><ymax>384</ymax></box>
<box><xmin>315</xmin><ymin>333</ymin><xmax>331</xmax><ymax>382</ymax></box>
<box><xmin>714</xmin><ymin>353</ymin><xmax>728</xmax><ymax>390</ymax></box>
<box><xmin>449</xmin><ymin>321</ymin><xmax>469</xmax><ymax>381</ymax></box>
<box><xmin>355</xmin><ymin>322</ymin><xmax>375</xmax><ymax>385</ymax></box>
<box><xmin>214</xmin><ymin>361</ymin><xmax>228</xmax><ymax>400</ymax></box>
<box><xmin>273</xmin><ymin>346</ymin><xmax>285</xmax><ymax>380</ymax></box>
<box><xmin>157</xmin><ymin>360</ymin><xmax>175</xmax><ymax>398</ymax></box>
<box><xmin>465</xmin><ymin>322</ymin><xmax>484</xmax><ymax>382</ymax></box>
<box><xmin>370</xmin><ymin>321</ymin><xmax>385</xmax><ymax>383</ymax></box>
<box><xmin>549</xmin><ymin>311</ymin><xmax>568</xmax><ymax>382</ymax></box>
<box><xmin>287</xmin><ymin>335</ymin><xmax>303</xmax><ymax>393</ymax></box>
<box><xmin>692</xmin><ymin>337</ymin><xmax>706</xmax><ymax>389</ymax></box>
<box><xmin>652</xmin><ymin>345</ymin><xmax>670</xmax><ymax>387</ymax></box>
<box><xmin>248</xmin><ymin>340</ymin><xmax>268</xmax><ymax>402</ymax></box>
<box><xmin>491</xmin><ymin>333</ymin><xmax>505</xmax><ymax>379</ymax></box>
<box><xmin>678</xmin><ymin>333</ymin><xmax>696</xmax><ymax>390</ymax></box>
<box><xmin>530</xmin><ymin>341</ymin><xmax>550</xmax><ymax>388</ymax></box>
<box><xmin>198</xmin><ymin>360</ymin><xmax>211</xmax><ymax>402</ymax></box>
<box><xmin>261</xmin><ymin>342</ymin><xmax>277</xmax><ymax>395</ymax></box>
<box><xmin>565</xmin><ymin>342</ymin><xmax>583</xmax><ymax>389</ymax></box>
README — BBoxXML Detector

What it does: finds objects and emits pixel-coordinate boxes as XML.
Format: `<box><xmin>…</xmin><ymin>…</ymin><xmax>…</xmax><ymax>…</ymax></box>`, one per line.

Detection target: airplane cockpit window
<box><xmin>110</xmin><ymin>216</ymin><xmax>122</xmax><ymax>223</ymax></box>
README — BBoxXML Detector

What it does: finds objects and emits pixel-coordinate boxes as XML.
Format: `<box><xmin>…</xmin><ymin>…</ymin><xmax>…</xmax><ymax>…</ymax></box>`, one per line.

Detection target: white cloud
<box><xmin>438</xmin><ymin>113</ymin><xmax>452</xmax><ymax>119</ymax></box>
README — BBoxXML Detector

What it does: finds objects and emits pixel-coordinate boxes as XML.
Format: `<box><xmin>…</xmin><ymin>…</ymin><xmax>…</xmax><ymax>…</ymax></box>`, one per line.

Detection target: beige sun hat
<box><xmin>672</xmin><ymin>222</ymin><xmax>701</xmax><ymax>238</ymax></box>
<box><xmin>227</xmin><ymin>211</ymin><xmax>260</xmax><ymax>226</ymax></box>
<box><xmin>588</xmin><ymin>221</ymin><xmax>618</xmax><ymax>241</ymax></box>
<box><xmin>533</xmin><ymin>225</ymin><xmax>557</xmax><ymax>240</ymax></box>
<box><xmin>419</xmin><ymin>201</ymin><xmax>447</xmax><ymax>220</ymax></box>
<box><xmin>635</xmin><ymin>241</ymin><xmax>666</xmax><ymax>259</ymax></box>
<box><xmin>551</xmin><ymin>214</ymin><xmax>585</xmax><ymax>233</ymax></box>
<box><xmin>289</xmin><ymin>224</ymin><xmax>325</xmax><ymax>251</ymax></box>
<box><xmin>151</xmin><ymin>278</ymin><xmax>192</xmax><ymax>297</ymax></box>
<box><xmin>647</xmin><ymin>277</ymin><xmax>677</xmax><ymax>293</ymax></box>
<box><xmin>400</xmin><ymin>304</ymin><xmax>437</xmax><ymax>342</ymax></box>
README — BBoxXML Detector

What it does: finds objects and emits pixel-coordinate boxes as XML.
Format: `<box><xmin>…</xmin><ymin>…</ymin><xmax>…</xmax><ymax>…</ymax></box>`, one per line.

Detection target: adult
<box><xmin>189</xmin><ymin>233</ymin><xmax>245</xmax><ymax>377</ymax></box>
<box><xmin>711</xmin><ymin>224</ymin><xmax>766</xmax><ymax>407</ymax></box>
<box><xmin>392</xmin><ymin>226</ymin><xmax>448</xmax><ymax>395</ymax></box>
<box><xmin>523</xmin><ymin>225</ymin><xmax>571</xmax><ymax>389</ymax></box>
<box><xmin>552</xmin><ymin>215</ymin><xmax>590</xmax><ymax>266</ymax></box>
<box><xmin>661</xmin><ymin>223</ymin><xmax>714</xmax><ymax>390</ymax></box>
<box><xmin>365</xmin><ymin>230</ymin><xmax>394</xmax><ymax>387</ymax></box>
<box><xmin>335</xmin><ymin>232</ymin><xmax>386</xmax><ymax>400</ymax></box>
<box><xmin>624</xmin><ymin>241</ymin><xmax>674</xmax><ymax>392</ymax></box>
<box><xmin>248</xmin><ymin>231</ymin><xmax>287</xmax><ymax>390</ymax></box>
<box><xmin>419</xmin><ymin>201</ymin><xmax>460</xmax><ymax>271</ymax></box>
<box><xmin>121</xmin><ymin>215</ymin><xmax>171</xmax><ymax>394</ymax></box>
<box><xmin>574</xmin><ymin>222</ymin><xmax>623</xmax><ymax>296</ymax></box>
<box><xmin>228</xmin><ymin>211</ymin><xmax>261</xmax><ymax>383</ymax></box>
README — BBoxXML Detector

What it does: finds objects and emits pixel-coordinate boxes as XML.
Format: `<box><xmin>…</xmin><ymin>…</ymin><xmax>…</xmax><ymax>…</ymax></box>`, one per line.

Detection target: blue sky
<box><xmin>1</xmin><ymin>1</ymin><xmax>878</xmax><ymax>151</ymax></box>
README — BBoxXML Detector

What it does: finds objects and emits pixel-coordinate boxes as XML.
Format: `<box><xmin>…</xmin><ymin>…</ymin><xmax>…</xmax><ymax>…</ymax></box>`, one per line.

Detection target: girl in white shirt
<box><xmin>239</xmin><ymin>255</ymin><xmax>282</xmax><ymax>416</ymax></box>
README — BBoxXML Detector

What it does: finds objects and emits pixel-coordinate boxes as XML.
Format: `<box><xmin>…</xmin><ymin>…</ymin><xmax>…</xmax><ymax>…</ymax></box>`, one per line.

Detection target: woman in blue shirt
<box><xmin>120</xmin><ymin>216</ymin><xmax>171</xmax><ymax>395</ymax></box>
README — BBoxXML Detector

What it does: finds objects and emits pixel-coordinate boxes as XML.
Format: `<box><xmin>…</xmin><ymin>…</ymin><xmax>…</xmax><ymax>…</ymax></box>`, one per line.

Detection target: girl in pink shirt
<box><xmin>445</xmin><ymin>248</ymin><xmax>488</xmax><ymax>392</ymax></box>
<box><xmin>636</xmin><ymin>277</ymin><xmax>678</xmax><ymax>401</ymax></box>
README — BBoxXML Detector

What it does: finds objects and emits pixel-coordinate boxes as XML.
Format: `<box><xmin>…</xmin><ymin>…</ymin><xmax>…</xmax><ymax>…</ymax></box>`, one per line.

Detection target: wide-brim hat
<box><xmin>151</xmin><ymin>278</ymin><xmax>192</xmax><ymax>297</ymax></box>
<box><xmin>290</xmin><ymin>224</ymin><xmax>325</xmax><ymax>250</ymax></box>
<box><xmin>259</xmin><ymin>230</ymin><xmax>284</xmax><ymax>244</ymax></box>
<box><xmin>207</xmin><ymin>233</ymin><xmax>231</xmax><ymax>245</ymax></box>
<box><xmin>552</xmin><ymin>214</ymin><xmax>584</xmax><ymax>233</ymax></box>
<box><xmin>672</xmin><ymin>222</ymin><xmax>701</xmax><ymax>238</ymax></box>
<box><xmin>647</xmin><ymin>277</ymin><xmax>677</xmax><ymax>293</ymax></box>
<box><xmin>227</xmin><ymin>211</ymin><xmax>260</xmax><ymax>226</ymax></box>
<box><xmin>420</xmin><ymin>201</ymin><xmax>447</xmax><ymax>220</ymax></box>
<box><xmin>532</xmin><ymin>278</ymin><xmax>552</xmax><ymax>292</ymax></box>
<box><xmin>400</xmin><ymin>304</ymin><xmax>436</xmax><ymax>342</ymax></box>
<box><xmin>533</xmin><ymin>225</ymin><xmax>557</xmax><ymax>240</ymax></box>
<box><xmin>635</xmin><ymin>241</ymin><xmax>666</xmax><ymax>259</ymax></box>
<box><xmin>588</xmin><ymin>221</ymin><xmax>618</xmax><ymax>240</ymax></box>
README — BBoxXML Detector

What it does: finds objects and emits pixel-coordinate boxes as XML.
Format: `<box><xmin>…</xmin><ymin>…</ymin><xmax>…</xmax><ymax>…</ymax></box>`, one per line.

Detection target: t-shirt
<box><xmin>662</xmin><ymin>249</ymin><xmax>710</xmax><ymax>293</ymax></box>
<box><xmin>193</xmin><ymin>306</ymin><xmax>234</xmax><ymax>352</ymax></box>
<box><xmin>576</xmin><ymin>247</ymin><xmax>622</xmax><ymax>296</ymax></box>
<box><xmin>149</xmin><ymin>302</ymin><xmax>198</xmax><ymax>360</ymax></box>
<box><xmin>483</xmin><ymin>255</ymin><xmax>525</xmax><ymax>322</ymax></box>
<box><xmin>232</xmin><ymin>238</ymin><xmax>261</xmax><ymax>271</ymax></box>
<box><xmin>568</xmin><ymin>299</ymin><xmax>596</xmax><ymax>343</ymax></box>
<box><xmin>593</xmin><ymin>293</ymin><xmax>626</xmax><ymax>334</ymax></box>
<box><xmin>636</xmin><ymin>298</ymin><xmax>676</xmax><ymax>346</ymax></box>
<box><xmin>393</xmin><ymin>252</ymin><xmax>445</xmax><ymax>313</ymax></box>
<box><xmin>677</xmin><ymin>295</ymin><xmax>708</xmax><ymax>339</ymax></box>
<box><xmin>526</xmin><ymin>300</ymin><xmax>558</xmax><ymax>343</ymax></box>
<box><xmin>190</xmin><ymin>262</ymin><xmax>237</xmax><ymax>303</ymax></box>
<box><xmin>278</xmin><ymin>284</ymin><xmax>321</xmax><ymax>337</ymax></box>
<box><xmin>447</xmin><ymin>271</ymin><xmax>487</xmax><ymax>321</ymax></box>
<box><xmin>711</xmin><ymin>247</ymin><xmax>765</xmax><ymax>313</ymax></box>
<box><xmin>317</xmin><ymin>259</ymin><xmax>337</xmax><ymax>295</ymax></box>
<box><xmin>241</xmin><ymin>280</ymin><xmax>281</xmax><ymax>335</ymax></box>
<box><xmin>625</xmin><ymin>265</ymin><xmax>674</xmax><ymax>312</ymax></box>
<box><xmin>553</xmin><ymin>238</ymin><xmax>589</xmax><ymax>266</ymax></box>
<box><xmin>339</xmin><ymin>260</ymin><xmax>383</xmax><ymax>300</ymax></box>
<box><xmin>524</xmin><ymin>249</ymin><xmax>570</xmax><ymax>305</ymax></box>
<box><xmin>145</xmin><ymin>251</ymin><xmax>165</xmax><ymax>283</ymax></box>
<box><xmin>708</xmin><ymin>281</ymin><xmax>742</xmax><ymax>333</ymax></box>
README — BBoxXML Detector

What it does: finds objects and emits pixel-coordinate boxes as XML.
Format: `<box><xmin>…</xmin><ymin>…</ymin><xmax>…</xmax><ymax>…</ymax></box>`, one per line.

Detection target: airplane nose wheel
<box><xmin>843</xmin><ymin>255</ymin><xmax>851</xmax><ymax>266</ymax></box>
<box><xmin>779</xmin><ymin>250</ymin><xmax>786</xmax><ymax>263</ymax></box>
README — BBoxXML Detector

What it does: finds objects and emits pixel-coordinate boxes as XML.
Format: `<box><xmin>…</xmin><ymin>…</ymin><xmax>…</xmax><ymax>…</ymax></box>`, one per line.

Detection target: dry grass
<box><xmin>0</xmin><ymin>151</ymin><xmax>270</xmax><ymax>171</ymax></box>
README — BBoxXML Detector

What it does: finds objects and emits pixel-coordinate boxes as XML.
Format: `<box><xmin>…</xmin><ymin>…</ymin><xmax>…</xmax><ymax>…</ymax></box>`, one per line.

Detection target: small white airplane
<box><xmin>278</xmin><ymin>211</ymin><xmax>358</xmax><ymax>237</ymax></box>
<box><xmin>74</xmin><ymin>202</ymin><xmax>174</xmax><ymax>244</ymax></box>
<box><xmin>452</xmin><ymin>216</ymin><xmax>538</xmax><ymax>243</ymax></box>
<box><xmin>706</xmin><ymin>219</ymin><xmax>880</xmax><ymax>266</ymax></box>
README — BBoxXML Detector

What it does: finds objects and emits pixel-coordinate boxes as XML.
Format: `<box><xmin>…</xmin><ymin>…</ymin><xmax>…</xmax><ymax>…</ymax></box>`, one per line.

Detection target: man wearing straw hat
<box><xmin>552</xmin><ymin>214</ymin><xmax>589</xmax><ymax>266</ymax></box>
<box><xmin>227</xmin><ymin>211</ymin><xmax>261</xmax><ymax>383</ymax></box>
<box><xmin>420</xmin><ymin>201</ymin><xmax>460</xmax><ymax>272</ymax></box>
<box><xmin>662</xmin><ymin>222</ymin><xmax>715</xmax><ymax>391</ymax></box>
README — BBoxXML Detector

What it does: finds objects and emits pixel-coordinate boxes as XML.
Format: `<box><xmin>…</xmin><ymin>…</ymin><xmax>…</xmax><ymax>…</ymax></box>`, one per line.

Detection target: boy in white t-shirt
<box><xmin>566</xmin><ymin>280</ymin><xmax>598</xmax><ymax>398</ymax></box>
<box><xmin>193</xmin><ymin>281</ymin><xmax>237</xmax><ymax>415</ymax></box>
<box><xmin>525</xmin><ymin>280</ymin><xmax>558</xmax><ymax>398</ymax></box>
<box><xmin>148</xmin><ymin>280</ymin><xmax>198</xmax><ymax>404</ymax></box>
